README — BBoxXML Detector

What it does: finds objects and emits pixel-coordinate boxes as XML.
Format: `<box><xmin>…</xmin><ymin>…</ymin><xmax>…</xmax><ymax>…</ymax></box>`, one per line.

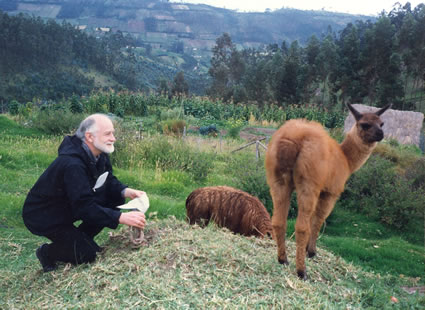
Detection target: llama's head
<box><xmin>347</xmin><ymin>103</ymin><xmax>391</xmax><ymax>144</ymax></box>
<box><xmin>262</xmin><ymin>218</ymin><xmax>275</xmax><ymax>239</ymax></box>
<box><xmin>260</xmin><ymin>224</ymin><xmax>274</xmax><ymax>239</ymax></box>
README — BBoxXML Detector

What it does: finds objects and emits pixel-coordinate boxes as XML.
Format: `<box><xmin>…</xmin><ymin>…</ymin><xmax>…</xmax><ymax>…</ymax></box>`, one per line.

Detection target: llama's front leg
<box><xmin>295</xmin><ymin>191</ymin><xmax>318</xmax><ymax>280</ymax></box>
<box><xmin>307</xmin><ymin>193</ymin><xmax>339</xmax><ymax>258</ymax></box>
<box><xmin>270</xmin><ymin>183</ymin><xmax>293</xmax><ymax>265</ymax></box>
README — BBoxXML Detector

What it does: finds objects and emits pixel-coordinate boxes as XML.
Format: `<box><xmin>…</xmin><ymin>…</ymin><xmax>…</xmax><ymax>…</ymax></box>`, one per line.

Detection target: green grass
<box><xmin>0</xmin><ymin>114</ymin><xmax>424</xmax><ymax>309</ymax></box>
<box><xmin>319</xmin><ymin>208</ymin><xmax>425</xmax><ymax>278</ymax></box>
<box><xmin>281</xmin><ymin>208</ymin><xmax>425</xmax><ymax>279</ymax></box>
<box><xmin>0</xmin><ymin>115</ymin><xmax>44</xmax><ymax>137</ymax></box>
<box><xmin>321</xmin><ymin>236</ymin><xmax>424</xmax><ymax>277</ymax></box>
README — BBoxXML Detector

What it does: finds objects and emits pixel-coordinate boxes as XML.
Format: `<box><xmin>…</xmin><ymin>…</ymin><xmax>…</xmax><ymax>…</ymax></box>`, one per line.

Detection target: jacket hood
<box><xmin>58</xmin><ymin>135</ymin><xmax>86</xmax><ymax>158</ymax></box>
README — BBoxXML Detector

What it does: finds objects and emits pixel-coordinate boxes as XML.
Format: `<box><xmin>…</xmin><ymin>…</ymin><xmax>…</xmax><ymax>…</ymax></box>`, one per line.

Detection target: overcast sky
<box><xmin>172</xmin><ymin>1</ymin><xmax>423</xmax><ymax>15</ymax></box>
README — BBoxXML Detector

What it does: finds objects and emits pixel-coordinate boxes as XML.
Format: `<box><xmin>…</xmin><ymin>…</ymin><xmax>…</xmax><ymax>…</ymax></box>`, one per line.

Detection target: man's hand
<box><xmin>123</xmin><ymin>188</ymin><xmax>146</xmax><ymax>200</ymax></box>
<box><xmin>119</xmin><ymin>211</ymin><xmax>146</xmax><ymax>229</ymax></box>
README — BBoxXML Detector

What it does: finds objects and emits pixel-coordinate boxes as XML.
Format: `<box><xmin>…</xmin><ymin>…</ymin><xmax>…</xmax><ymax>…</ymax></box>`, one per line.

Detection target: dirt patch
<box><xmin>239</xmin><ymin>127</ymin><xmax>276</xmax><ymax>141</ymax></box>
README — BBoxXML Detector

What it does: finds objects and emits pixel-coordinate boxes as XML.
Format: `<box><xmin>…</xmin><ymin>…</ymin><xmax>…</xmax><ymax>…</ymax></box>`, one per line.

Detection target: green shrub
<box><xmin>82</xmin><ymin>93</ymin><xmax>108</xmax><ymax>114</ymax></box>
<box><xmin>226</xmin><ymin>118</ymin><xmax>244</xmax><ymax>139</ymax></box>
<box><xmin>112</xmin><ymin>135</ymin><xmax>214</xmax><ymax>182</ymax></box>
<box><xmin>227</xmin><ymin>154</ymin><xmax>272</xmax><ymax>213</ymax></box>
<box><xmin>372</xmin><ymin>142</ymin><xmax>421</xmax><ymax>173</ymax></box>
<box><xmin>70</xmin><ymin>95</ymin><xmax>83</xmax><ymax>114</ymax></box>
<box><xmin>115</xmin><ymin>106</ymin><xmax>125</xmax><ymax>118</ymax></box>
<box><xmin>160</xmin><ymin>119</ymin><xmax>186</xmax><ymax>137</ymax></box>
<box><xmin>329</xmin><ymin>127</ymin><xmax>345</xmax><ymax>143</ymax></box>
<box><xmin>75</xmin><ymin>92</ymin><xmax>345</xmax><ymax>129</ymax></box>
<box><xmin>405</xmin><ymin>157</ymin><xmax>425</xmax><ymax>190</ymax></box>
<box><xmin>226</xmin><ymin>153</ymin><xmax>298</xmax><ymax>217</ymax></box>
<box><xmin>160</xmin><ymin>107</ymin><xmax>185</xmax><ymax>120</ymax></box>
<box><xmin>281</xmin><ymin>104</ymin><xmax>345</xmax><ymax>128</ymax></box>
<box><xmin>342</xmin><ymin>155</ymin><xmax>424</xmax><ymax>234</ymax></box>
<box><xmin>29</xmin><ymin>109</ymin><xmax>84</xmax><ymax>135</ymax></box>
<box><xmin>8</xmin><ymin>100</ymin><xmax>19</xmax><ymax>115</ymax></box>
<box><xmin>388</xmin><ymin>138</ymin><xmax>400</xmax><ymax>147</ymax></box>
<box><xmin>16</xmin><ymin>102</ymin><xmax>33</xmax><ymax>118</ymax></box>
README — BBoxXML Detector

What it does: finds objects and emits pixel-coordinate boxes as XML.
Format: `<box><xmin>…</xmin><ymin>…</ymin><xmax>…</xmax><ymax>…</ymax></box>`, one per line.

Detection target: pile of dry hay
<box><xmin>1</xmin><ymin>217</ymin><xmax>423</xmax><ymax>309</ymax></box>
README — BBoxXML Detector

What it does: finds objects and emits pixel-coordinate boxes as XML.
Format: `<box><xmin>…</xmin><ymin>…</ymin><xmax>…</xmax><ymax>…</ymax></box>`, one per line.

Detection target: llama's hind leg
<box><xmin>270</xmin><ymin>177</ymin><xmax>293</xmax><ymax>265</ymax></box>
<box><xmin>295</xmin><ymin>188</ymin><xmax>320</xmax><ymax>280</ymax></box>
<box><xmin>307</xmin><ymin>193</ymin><xmax>339</xmax><ymax>258</ymax></box>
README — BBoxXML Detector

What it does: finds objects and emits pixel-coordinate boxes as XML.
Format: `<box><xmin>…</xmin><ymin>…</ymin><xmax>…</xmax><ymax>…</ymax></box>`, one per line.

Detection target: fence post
<box><xmin>231</xmin><ymin>137</ymin><xmax>267</xmax><ymax>160</ymax></box>
<box><xmin>138</xmin><ymin>120</ymin><xmax>143</xmax><ymax>140</ymax></box>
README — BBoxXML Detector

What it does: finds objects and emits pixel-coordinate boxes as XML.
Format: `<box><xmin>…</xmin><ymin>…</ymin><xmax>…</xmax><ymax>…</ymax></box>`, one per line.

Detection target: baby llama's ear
<box><xmin>375</xmin><ymin>104</ymin><xmax>391</xmax><ymax>116</ymax></box>
<box><xmin>346</xmin><ymin>103</ymin><xmax>363</xmax><ymax>121</ymax></box>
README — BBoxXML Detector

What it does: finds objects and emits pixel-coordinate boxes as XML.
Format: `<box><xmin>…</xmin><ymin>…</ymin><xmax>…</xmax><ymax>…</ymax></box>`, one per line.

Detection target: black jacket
<box><xmin>22</xmin><ymin>135</ymin><xmax>126</xmax><ymax>235</ymax></box>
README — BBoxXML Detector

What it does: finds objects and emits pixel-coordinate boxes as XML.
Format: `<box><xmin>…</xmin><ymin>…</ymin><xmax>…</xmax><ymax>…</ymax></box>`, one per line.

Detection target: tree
<box><xmin>158</xmin><ymin>79</ymin><xmax>170</xmax><ymax>96</ymax></box>
<box><xmin>316</xmin><ymin>33</ymin><xmax>339</xmax><ymax>105</ymax></box>
<box><xmin>376</xmin><ymin>53</ymin><xmax>404</xmax><ymax>107</ymax></box>
<box><xmin>243</xmin><ymin>59</ymin><xmax>270</xmax><ymax>105</ymax></box>
<box><xmin>171</xmin><ymin>71</ymin><xmax>189</xmax><ymax>96</ymax></box>
<box><xmin>70</xmin><ymin>94</ymin><xmax>83</xmax><ymax>114</ymax></box>
<box><xmin>396</xmin><ymin>11</ymin><xmax>416</xmax><ymax>107</ymax></box>
<box><xmin>333</xmin><ymin>23</ymin><xmax>364</xmax><ymax>104</ymax></box>
<box><xmin>304</xmin><ymin>35</ymin><xmax>321</xmax><ymax>85</ymax></box>
<box><xmin>266</xmin><ymin>51</ymin><xmax>285</xmax><ymax>102</ymax></box>
<box><xmin>411</xmin><ymin>4</ymin><xmax>425</xmax><ymax>107</ymax></box>
<box><xmin>276</xmin><ymin>41</ymin><xmax>303</xmax><ymax>105</ymax></box>
<box><xmin>208</xmin><ymin>33</ymin><xmax>245</xmax><ymax>101</ymax></box>
<box><xmin>363</xmin><ymin>15</ymin><xmax>403</xmax><ymax>106</ymax></box>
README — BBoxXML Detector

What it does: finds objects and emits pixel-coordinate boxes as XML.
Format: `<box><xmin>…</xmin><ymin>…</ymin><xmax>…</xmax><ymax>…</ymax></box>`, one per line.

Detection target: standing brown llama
<box><xmin>265</xmin><ymin>103</ymin><xmax>391</xmax><ymax>280</ymax></box>
<box><xmin>186</xmin><ymin>186</ymin><xmax>273</xmax><ymax>238</ymax></box>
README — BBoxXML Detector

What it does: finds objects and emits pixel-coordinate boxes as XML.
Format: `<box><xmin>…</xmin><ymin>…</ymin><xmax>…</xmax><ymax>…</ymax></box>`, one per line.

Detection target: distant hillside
<box><xmin>0</xmin><ymin>7</ymin><xmax>214</xmax><ymax>102</ymax></box>
<box><xmin>0</xmin><ymin>0</ymin><xmax>377</xmax><ymax>102</ymax></box>
<box><xmin>1</xmin><ymin>0</ymin><xmax>372</xmax><ymax>55</ymax></box>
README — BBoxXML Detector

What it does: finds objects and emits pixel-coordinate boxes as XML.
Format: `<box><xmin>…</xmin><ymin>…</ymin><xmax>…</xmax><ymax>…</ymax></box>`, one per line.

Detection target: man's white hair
<box><xmin>75</xmin><ymin>114</ymin><xmax>110</xmax><ymax>140</ymax></box>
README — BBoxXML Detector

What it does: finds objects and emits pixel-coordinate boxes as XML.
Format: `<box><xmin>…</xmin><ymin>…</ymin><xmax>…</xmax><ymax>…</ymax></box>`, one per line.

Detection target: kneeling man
<box><xmin>23</xmin><ymin>114</ymin><xmax>146</xmax><ymax>272</ymax></box>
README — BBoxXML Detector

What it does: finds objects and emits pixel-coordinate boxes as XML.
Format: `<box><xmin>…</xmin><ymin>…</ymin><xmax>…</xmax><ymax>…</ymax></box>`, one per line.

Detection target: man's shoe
<box><xmin>36</xmin><ymin>244</ymin><xmax>57</xmax><ymax>272</ymax></box>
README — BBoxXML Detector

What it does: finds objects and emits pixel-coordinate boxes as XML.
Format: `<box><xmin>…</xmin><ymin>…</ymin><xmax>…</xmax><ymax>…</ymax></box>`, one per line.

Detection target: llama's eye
<box><xmin>361</xmin><ymin>123</ymin><xmax>371</xmax><ymax>130</ymax></box>
<box><xmin>380</xmin><ymin>122</ymin><xmax>384</xmax><ymax>127</ymax></box>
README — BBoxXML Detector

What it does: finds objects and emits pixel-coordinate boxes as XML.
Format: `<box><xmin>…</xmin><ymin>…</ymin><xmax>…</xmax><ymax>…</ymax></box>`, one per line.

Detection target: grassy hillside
<box><xmin>0</xmin><ymin>114</ymin><xmax>424</xmax><ymax>309</ymax></box>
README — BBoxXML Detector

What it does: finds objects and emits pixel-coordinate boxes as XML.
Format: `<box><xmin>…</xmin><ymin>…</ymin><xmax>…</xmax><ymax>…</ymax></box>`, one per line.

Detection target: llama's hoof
<box><xmin>297</xmin><ymin>270</ymin><xmax>308</xmax><ymax>280</ymax></box>
<box><xmin>278</xmin><ymin>258</ymin><xmax>289</xmax><ymax>265</ymax></box>
<box><xmin>307</xmin><ymin>251</ymin><xmax>316</xmax><ymax>258</ymax></box>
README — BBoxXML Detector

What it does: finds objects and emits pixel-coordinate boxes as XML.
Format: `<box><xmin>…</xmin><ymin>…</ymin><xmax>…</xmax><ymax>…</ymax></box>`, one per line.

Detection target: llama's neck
<box><xmin>340</xmin><ymin>127</ymin><xmax>376</xmax><ymax>173</ymax></box>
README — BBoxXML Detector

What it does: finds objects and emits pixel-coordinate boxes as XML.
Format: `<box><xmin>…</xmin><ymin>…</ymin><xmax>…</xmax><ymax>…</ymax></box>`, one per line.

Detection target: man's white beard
<box><xmin>94</xmin><ymin>139</ymin><xmax>114</xmax><ymax>154</ymax></box>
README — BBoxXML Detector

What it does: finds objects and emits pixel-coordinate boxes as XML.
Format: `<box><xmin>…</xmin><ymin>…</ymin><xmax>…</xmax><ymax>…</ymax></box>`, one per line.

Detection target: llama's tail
<box><xmin>275</xmin><ymin>138</ymin><xmax>301</xmax><ymax>174</ymax></box>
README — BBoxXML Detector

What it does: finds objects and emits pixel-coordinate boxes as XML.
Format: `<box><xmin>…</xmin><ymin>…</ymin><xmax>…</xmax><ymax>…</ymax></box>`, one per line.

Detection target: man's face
<box><xmin>92</xmin><ymin>119</ymin><xmax>116</xmax><ymax>154</ymax></box>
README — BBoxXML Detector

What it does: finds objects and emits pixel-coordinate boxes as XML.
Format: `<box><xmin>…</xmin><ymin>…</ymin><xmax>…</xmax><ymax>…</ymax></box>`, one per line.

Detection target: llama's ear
<box><xmin>347</xmin><ymin>103</ymin><xmax>362</xmax><ymax>121</ymax></box>
<box><xmin>375</xmin><ymin>104</ymin><xmax>391</xmax><ymax>116</ymax></box>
